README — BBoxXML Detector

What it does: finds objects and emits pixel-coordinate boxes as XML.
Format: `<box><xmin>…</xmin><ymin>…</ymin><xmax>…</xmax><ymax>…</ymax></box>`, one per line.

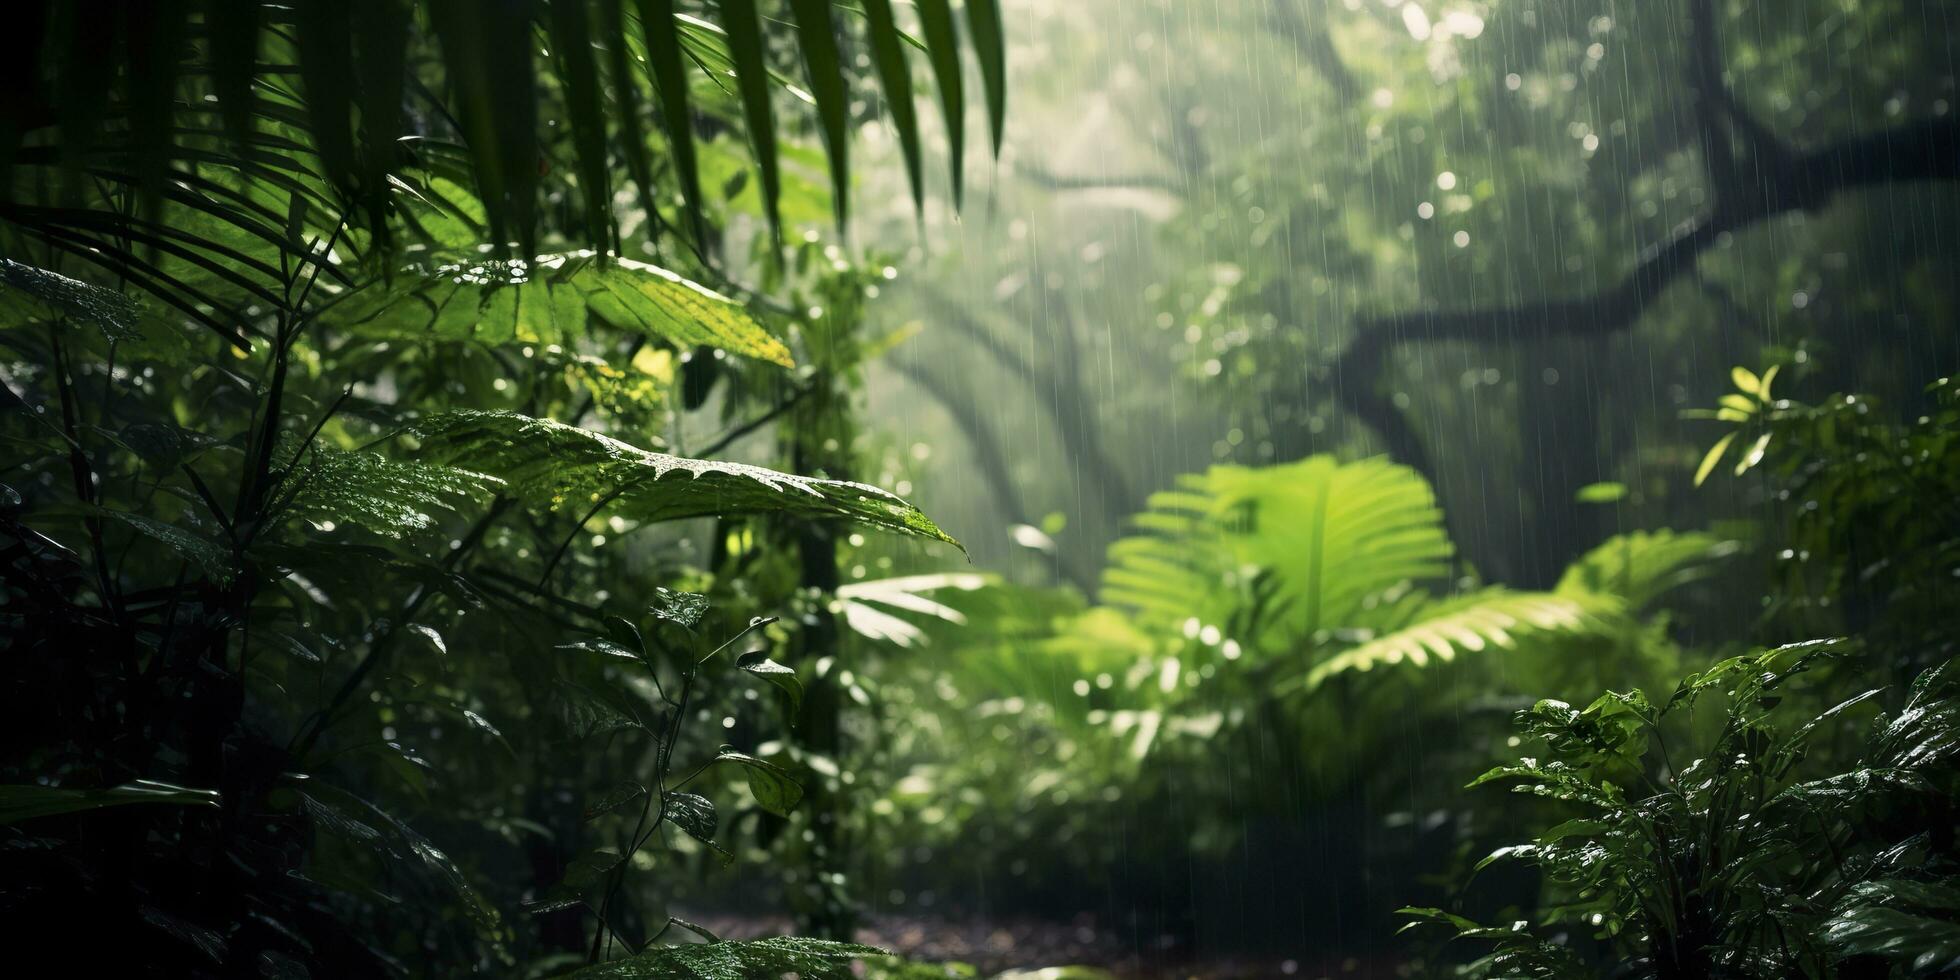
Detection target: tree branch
<box><xmin>1333</xmin><ymin>110</ymin><xmax>1959</xmax><ymax>494</ymax></box>
<box><xmin>1268</xmin><ymin>0</ymin><xmax>1360</xmax><ymax>101</ymax></box>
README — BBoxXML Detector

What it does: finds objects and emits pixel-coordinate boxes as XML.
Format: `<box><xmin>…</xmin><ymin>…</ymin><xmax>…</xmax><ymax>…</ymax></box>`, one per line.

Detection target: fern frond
<box><xmin>408</xmin><ymin>411</ymin><xmax>958</xmax><ymax>547</ymax></box>
<box><xmin>1556</xmin><ymin>530</ymin><xmax>1738</xmax><ymax>610</ymax></box>
<box><xmin>1300</xmin><ymin>590</ymin><xmax>1606</xmax><ymax>692</ymax></box>
<box><xmin>1103</xmin><ymin>456</ymin><xmax>1451</xmax><ymax>644</ymax></box>
<box><xmin>320</xmin><ymin>251</ymin><xmax>793</xmax><ymax>367</ymax></box>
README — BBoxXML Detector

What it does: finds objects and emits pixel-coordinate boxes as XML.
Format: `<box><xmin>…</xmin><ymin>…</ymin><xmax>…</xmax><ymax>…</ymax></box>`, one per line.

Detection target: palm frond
<box><xmin>4</xmin><ymin>0</ymin><xmax>1001</xmax><ymax>257</ymax></box>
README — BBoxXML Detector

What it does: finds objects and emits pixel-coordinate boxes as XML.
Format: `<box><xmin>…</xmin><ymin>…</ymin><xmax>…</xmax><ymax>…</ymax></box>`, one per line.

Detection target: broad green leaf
<box><xmin>1825</xmin><ymin>903</ymin><xmax>1960</xmax><ymax>974</ymax></box>
<box><xmin>1103</xmin><ymin>456</ymin><xmax>1449</xmax><ymax>638</ymax></box>
<box><xmin>410</xmin><ymin>411</ymin><xmax>960</xmax><ymax>547</ymax></box>
<box><xmin>1731</xmin><ymin>365</ymin><xmax>1762</xmax><ymax>398</ymax></box>
<box><xmin>282</xmin><ymin>449</ymin><xmax>503</xmax><ymax>539</ymax></box>
<box><xmin>322</xmin><ymin>251</ymin><xmax>793</xmax><ymax>367</ymax></box>
<box><xmin>0</xmin><ymin>780</ymin><xmax>219</xmax><ymax>825</ymax></box>
<box><xmin>713</xmin><ymin>749</ymin><xmax>803</xmax><ymax>816</ymax></box>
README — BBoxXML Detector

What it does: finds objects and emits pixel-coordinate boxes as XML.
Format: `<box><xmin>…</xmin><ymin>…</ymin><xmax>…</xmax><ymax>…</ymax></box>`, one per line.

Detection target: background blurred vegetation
<box><xmin>2</xmin><ymin>0</ymin><xmax>1956</xmax><ymax>978</ymax></box>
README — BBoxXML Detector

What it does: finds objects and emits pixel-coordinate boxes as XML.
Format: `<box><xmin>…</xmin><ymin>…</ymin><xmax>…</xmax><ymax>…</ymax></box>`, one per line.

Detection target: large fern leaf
<box><xmin>320</xmin><ymin>251</ymin><xmax>793</xmax><ymax>367</ymax></box>
<box><xmin>1102</xmin><ymin>456</ymin><xmax>1451</xmax><ymax>644</ymax></box>
<box><xmin>1299</xmin><ymin>590</ymin><xmax>1605</xmax><ymax>692</ymax></box>
<box><xmin>1556</xmin><ymin>529</ymin><xmax>1737</xmax><ymax>610</ymax></box>
<box><xmin>408</xmin><ymin>411</ymin><xmax>957</xmax><ymax>547</ymax></box>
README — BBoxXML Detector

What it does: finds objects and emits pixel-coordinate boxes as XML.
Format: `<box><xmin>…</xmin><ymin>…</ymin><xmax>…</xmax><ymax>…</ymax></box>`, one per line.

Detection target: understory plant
<box><xmin>1405</xmin><ymin>642</ymin><xmax>1960</xmax><ymax>979</ymax></box>
<box><xmin>0</xmin><ymin>1</ymin><xmax>998</xmax><ymax>975</ymax></box>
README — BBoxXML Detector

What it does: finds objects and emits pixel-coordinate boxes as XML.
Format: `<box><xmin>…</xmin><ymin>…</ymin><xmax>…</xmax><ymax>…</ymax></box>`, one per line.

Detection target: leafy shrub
<box><xmin>1406</xmin><ymin>643</ymin><xmax>1960</xmax><ymax>979</ymax></box>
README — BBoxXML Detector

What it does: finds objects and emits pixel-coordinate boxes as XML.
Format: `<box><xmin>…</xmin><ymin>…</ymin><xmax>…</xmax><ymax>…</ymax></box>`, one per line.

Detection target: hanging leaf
<box><xmin>661</xmin><ymin>791</ymin><xmax>717</xmax><ymax>843</ymax></box>
<box><xmin>737</xmin><ymin>651</ymin><xmax>803</xmax><ymax>716</ymax></box>
<box><xmin>785</xmin><ymin>0</ymin><xmax>850</xmax><ymax>232</ymax></box>
<box><xmin>713</xmin><ymin>749</ymin><xmax>803</xmax><ymax>816</ymax></box>
<box><xmin>860</xmin><ymin>0</ymin><xmax>925</xmax><ymax>216</ymax></box>
<box><xmin>965</xmin><ymin>0</ymin><xmax>1008</xmax><ymax>156</ymax></box>
<box><xmin>650</xmin><ymin>586</ymin><xmax>710</xmax><ymax>630</ymax></box>
<box><xmin>718</xmin><ymin>0</ymin><xmax>783</xmax><ymax>245</ymax></box>
<box><xmin>637</xmin><ymin>0</ymin><xmax>707</xmax><ymax>244</ymax></box>
<box><xmin>913</xmin><ymin>0</ymin><xmax>967</xmax><ymax>208</ymax></box>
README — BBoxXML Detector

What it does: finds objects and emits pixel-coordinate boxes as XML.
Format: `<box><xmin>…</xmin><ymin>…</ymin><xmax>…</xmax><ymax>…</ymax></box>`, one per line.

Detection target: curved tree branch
<box><xmin>1335</xmin><ymin>112</ymin><xmax>1960</xmax><ymax>485</ymax></box>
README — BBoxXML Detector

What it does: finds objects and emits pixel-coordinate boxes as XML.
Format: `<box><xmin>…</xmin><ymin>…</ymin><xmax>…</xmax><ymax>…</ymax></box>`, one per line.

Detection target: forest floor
<box><xmin>689</xmin><ymin>911</ymin><xmax>1403</xmax><ymax>979</ymax></box>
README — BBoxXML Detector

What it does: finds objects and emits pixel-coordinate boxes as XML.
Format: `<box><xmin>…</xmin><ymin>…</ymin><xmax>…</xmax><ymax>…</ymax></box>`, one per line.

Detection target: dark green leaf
<box><xmin>650</xmin><ymin>587</ymin><xmax>710</xmax><ymax>629</ymax></box>
<box><xmin>860</xmin><ymin>0</ymin><xmax>924</xmax><ymax>216</ymax></box>
<box><xmin>737</xmin><ymin>651</ymin><xmax>803</xmax><ymax>716</ymax></box>
<box><xmin>718</xmin><ymin>0</ymin><xmax>782</xmax><ymax>245</ymax></box>
<box><xmin>0</xmin><ymin>780</ymin><xmax>219</xmax><ymax>825</ymax></box>
<box><xmin>786</xmin><ymin>0</ymin><xmax>850</xmax><ymax>232</ymax></box>
<box><xmin>964</xmin><ymin>0</ymin><xmax>1007</xmax><ymax>157</ymax></box>
<box><xmin>714</xmin><ymin>749</ymin><xmax>803</xmax><ymax>817</ymax></box>
<box><xmin>661</xmin><ymin>791</ymin><xmax>717</xmax><ymax>843</ymax></box>
<box><xmin>637</xmin><ymin>0</ymin><xmax>706</xmax><ymax>244</ymax></box>
<box><xmin>913</xmin><ymin>0</ymin><xmax>966</xmax><ymax>209</ymax></box>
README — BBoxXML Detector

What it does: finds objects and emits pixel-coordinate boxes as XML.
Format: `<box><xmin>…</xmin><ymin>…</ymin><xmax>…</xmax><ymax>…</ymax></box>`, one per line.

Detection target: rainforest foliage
<box><xmin>1</xmin><ymin>1</ymin><xmax>1956</xmax><ymax>979</ymax></box>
